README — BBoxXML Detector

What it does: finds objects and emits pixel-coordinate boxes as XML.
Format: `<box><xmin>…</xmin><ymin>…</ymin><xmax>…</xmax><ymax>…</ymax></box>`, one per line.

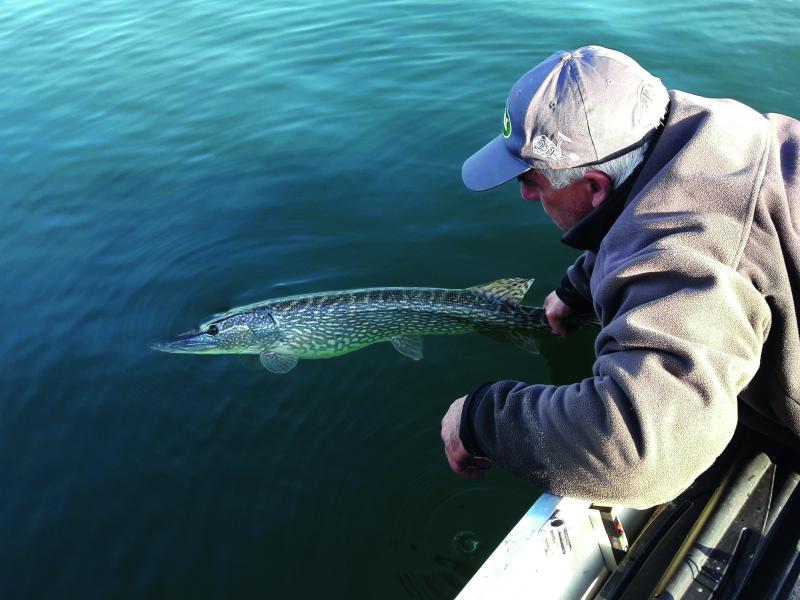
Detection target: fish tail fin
<box><xmin>468</xmin><ymin>278</ymin><xmax>534</xmax><ymax>306</ymax></box>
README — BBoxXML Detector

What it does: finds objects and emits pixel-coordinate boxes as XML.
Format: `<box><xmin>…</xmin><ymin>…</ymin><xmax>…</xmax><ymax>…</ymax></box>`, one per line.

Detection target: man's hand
<box><xmin>544</xmin><ymin>290</ymin><xmax>574</xmax><ymax>337</ymax></box>
<box><xmin>441</xmin><ymin>396</ymin><xmax>492</xmax><ymax>479</ymax></box>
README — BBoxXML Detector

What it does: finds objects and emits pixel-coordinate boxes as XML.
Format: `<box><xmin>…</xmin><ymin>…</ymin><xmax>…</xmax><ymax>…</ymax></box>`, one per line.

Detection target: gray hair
<box><xmin>536</xmin><ymin>141</ymin><xmax>650</xmax><ymax>190</ymax></box>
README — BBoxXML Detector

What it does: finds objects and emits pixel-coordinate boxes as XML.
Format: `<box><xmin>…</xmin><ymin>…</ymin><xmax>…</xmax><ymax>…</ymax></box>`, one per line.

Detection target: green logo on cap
<box><xmin>502</xmin><ymin>105</ymin><xmax>512</xmax><ymax>138</ymax></box>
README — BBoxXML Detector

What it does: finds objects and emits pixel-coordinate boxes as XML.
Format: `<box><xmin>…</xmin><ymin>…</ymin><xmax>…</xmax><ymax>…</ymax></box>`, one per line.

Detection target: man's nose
<box><xmin>519</xmin><ymin>182</ymin><xmax>541</xmax><ymax>202</ymax></box>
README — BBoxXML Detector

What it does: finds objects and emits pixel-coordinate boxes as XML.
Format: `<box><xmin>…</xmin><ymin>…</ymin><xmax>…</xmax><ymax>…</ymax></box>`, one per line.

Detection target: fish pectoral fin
<box><xmin>259</xmin><ymin>351</ymin><xmax>299</xmax><ymax>373</ymax></box>
<box><xmin>507</xmin><ymin>331</ymin><xmax>540</xmax><ymax>355</ymax></box>
<box><xmin>390</xmin><ymin>335</ymin><xmax>424</xmax><ymax>361</ymax></box>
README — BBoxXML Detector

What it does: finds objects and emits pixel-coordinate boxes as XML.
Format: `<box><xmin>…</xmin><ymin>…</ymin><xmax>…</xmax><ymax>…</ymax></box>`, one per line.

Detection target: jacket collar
<box><xmin>560</xmin><ymin>124</ymin><xmax>665</xmax><ymax>253</ymax></box>
<box><xmin>560</xmin><ymin>163</ymin><xmax>643</xmax><ymax>252</ymax></box>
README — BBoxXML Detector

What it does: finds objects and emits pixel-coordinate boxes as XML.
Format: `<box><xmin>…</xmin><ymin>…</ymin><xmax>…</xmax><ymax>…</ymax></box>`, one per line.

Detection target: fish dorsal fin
<box><xmin>468</xmin><ymin>278</ymin><xmax>534</xmax><ymax>306</ymax></box>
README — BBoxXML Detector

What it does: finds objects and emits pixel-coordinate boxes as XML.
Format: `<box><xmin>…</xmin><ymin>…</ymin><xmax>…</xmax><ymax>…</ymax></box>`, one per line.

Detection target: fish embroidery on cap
<box><xmin>530</xmin><ymin>132</ymin><xmax>573</xmax><ymax>160</ymax></box>
<box><xmin>502</xmin><ymin>105</ymin><xmax>512</xmax><ymax>138</ymax></box>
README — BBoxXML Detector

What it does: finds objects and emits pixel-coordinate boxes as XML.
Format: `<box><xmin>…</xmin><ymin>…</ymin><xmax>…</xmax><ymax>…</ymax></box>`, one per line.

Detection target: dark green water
<box><xmin>2</xmin><ymin>1</ymin><xmax>798</xmax><ymax>598</ymax></box>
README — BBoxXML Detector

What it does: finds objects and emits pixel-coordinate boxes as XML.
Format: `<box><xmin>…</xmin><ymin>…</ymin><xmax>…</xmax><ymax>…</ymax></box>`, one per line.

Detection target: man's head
<box><xmin>461</xmin><ymin>45</ymin><xmax>668</xmax><ymax>227</ymax></box>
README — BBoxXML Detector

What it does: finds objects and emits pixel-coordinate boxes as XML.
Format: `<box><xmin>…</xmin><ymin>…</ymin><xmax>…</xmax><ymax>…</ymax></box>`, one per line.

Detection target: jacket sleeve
<box><xmin>555</xmin><ymin>251</ymin><xmax>596</xmax><ymax>313</ymax></box>
<box><xmin>460</xmin><ymin>247</ymin><xmax>770</xmax><ymax>508</ymax></box>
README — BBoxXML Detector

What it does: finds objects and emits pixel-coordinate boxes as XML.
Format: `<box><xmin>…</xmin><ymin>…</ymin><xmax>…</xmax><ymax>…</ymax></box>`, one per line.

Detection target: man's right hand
<box><xmin>544</xmin><ymin>290</ymin><xmax>574</xmax><ymax>337</ymax></box>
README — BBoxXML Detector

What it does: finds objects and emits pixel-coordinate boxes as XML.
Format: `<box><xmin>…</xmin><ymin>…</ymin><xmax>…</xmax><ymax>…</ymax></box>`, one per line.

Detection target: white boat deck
<box><xmin>456</xmin><ymin>494</ymin><xmax>653</xmax><ymax>600</ymax></box>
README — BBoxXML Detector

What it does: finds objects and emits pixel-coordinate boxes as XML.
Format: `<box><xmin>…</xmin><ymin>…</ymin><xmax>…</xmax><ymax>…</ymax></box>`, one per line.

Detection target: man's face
<box><xmin>518</xmin><ymin>169</ymin><xmax>597</xmax><ymax>231</ymax></box>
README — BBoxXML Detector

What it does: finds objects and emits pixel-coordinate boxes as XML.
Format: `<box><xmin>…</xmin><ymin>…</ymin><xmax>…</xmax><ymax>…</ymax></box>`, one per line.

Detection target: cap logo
<box><xmin>502</xmin><ymin>105</ymin><xmax>512</xmax><ymax>138</ymax></box>
<box><xmin>530</xmin><ymin>132</ymin><xmax>573</xmax><ymax>160</ymax></box>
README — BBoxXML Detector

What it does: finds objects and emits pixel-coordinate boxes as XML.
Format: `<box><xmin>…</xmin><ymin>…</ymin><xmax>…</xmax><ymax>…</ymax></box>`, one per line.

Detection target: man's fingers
<box><xmin>446</xmin><ymin>451</ymin><xmax>493</xmax><ymax>479</ymax></box>
<box><xmin>545</xmin><ymin>305</ymin><xmax>568</xmax><ymax>335</ymax></box>
<box><xmin>544</xmin><ymin>290</ymin><xmax>573</xmax><ymax>337</ymax></box>
<box><xmin>444</xmin><ymin>443</ymin><xmax>471</xmax><ymax>465</ymax></box>
<box><xmin>546</xmin><ymin>310</ymin><xmax>567</xmax><ymax>336</ymax></box>
<box><xmin>452</xmin><ymin>455</ymin><xmax>492</xmax><ymax>471</ymax></box>
<box><xmin>449</xmin><ymin>460</ymin><xmax>486</xmax><ymax>479</ymax></box>
<box><xmin>470</xmin><ymin>456</ymin><xmax>492</xmax><ymax>469</ymax></box>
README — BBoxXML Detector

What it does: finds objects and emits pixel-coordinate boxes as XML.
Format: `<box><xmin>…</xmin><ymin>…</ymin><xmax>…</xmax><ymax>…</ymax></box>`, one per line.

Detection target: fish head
<box><xmin>150</xmin><ymin>307</ymin><xmax>280</xmax><ymax>355</ymax></box>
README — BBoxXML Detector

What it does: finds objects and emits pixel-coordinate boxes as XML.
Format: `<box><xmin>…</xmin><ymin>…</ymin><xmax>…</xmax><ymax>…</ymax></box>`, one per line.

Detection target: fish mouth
<box><xmin>148</xmin><ymin>330</ymin><xmax>221</xmax><ymax>354</ymax></box>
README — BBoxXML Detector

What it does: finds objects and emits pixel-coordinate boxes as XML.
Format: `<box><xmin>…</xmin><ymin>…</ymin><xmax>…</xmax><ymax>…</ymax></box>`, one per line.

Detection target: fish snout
<box><xmin>148</xmin><ymin>330</ymin><xmax>221</xmax><ymax>354</ymax></box>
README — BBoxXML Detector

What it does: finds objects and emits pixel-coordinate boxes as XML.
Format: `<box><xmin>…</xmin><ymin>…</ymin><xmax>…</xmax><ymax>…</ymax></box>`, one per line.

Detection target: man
<box><xmin>440</xmin><ymin>45</ymin><xmax>800</xmax><ymax>508</ymax></box>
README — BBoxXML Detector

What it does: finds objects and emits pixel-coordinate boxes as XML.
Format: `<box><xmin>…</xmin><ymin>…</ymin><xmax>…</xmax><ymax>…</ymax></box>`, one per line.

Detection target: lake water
<box><xmin>2</xmin><ymin>1</ymin><xmax>798</xmax><ymax>598</ymax></box>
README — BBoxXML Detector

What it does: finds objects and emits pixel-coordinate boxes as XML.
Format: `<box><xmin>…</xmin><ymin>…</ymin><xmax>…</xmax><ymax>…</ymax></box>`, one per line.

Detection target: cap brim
<box><xmin>461</xmin><ymin>135</ymin><xmax>531</xmax><ymax>191</ymax></box>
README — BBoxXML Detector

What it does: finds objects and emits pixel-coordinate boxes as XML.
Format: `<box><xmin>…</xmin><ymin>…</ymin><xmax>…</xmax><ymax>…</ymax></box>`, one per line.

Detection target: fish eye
<box><xmin>207</xmin><ymin>325</ymin><xmax>219</xmax><ymax>336</ymax></box>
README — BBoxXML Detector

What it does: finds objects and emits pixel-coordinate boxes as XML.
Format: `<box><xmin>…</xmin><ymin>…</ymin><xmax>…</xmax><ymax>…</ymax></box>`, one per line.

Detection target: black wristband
<box><xmin>555</xmin><ymin>274</ymin><xmax>594</xmax><ymax>314</ymax></box>
<box><xmin>459</xmin><ymin>382</ymin><xmax>495</xmax><ymax>456</ymax></box>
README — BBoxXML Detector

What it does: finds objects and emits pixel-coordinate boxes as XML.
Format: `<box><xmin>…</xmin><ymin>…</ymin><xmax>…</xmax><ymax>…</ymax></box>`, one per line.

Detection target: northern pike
<box><xmin>150</xmin><ymin>277</ymin><xmax>592</xmax><ymax>373</ymax></box>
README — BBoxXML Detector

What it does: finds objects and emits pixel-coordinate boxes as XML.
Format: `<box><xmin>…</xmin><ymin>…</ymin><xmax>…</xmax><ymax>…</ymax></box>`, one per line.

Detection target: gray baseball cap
<box><xmin>462</xmin><ymin>46</ymin><xmax>669</xmax><ymax>191</ymax></box>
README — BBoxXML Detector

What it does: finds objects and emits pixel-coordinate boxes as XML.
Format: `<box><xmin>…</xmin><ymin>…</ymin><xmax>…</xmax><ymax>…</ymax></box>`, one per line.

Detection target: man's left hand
<box><xmin>441</xmin><ymin>396</ymin><xmax>492</xmax><ymax>479</ymax></box>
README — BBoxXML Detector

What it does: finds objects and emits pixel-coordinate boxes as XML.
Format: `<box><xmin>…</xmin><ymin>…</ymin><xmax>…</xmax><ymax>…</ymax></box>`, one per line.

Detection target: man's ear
<box><xmin>584</xmin><ymin>171</ymin><xmax>613</xmax><ymax>207</ymax></box>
